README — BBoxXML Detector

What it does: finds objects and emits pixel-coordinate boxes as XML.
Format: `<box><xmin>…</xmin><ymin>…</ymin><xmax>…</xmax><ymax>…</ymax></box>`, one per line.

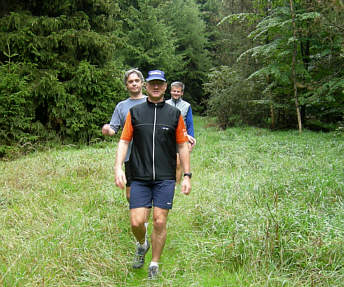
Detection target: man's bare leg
<box><xmin>151</xmin><ymin>207</ymin><xmax>169</xmax><ymax>262</ymax></box>
<box><xmin>127</xmin><ymin>186</ymin><xmax>151</xmax><ymax>223</ymax></box>
<box><xmin>131</xmin><ymin>207</ymin><xmax>150</xmax><ymax>269</ymax></box>
<box><xmin>130</xmin><ymin>207</ymin><xmax>148</xmax><ymax>244</ymax></box>
<box><xmin>126</xmin><ymin>186</ymin><xmax>131</xmax><ymax>203</ymax></box>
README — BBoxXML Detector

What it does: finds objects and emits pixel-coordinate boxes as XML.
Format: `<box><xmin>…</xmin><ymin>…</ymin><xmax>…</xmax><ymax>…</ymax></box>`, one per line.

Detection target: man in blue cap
<box><xmin>114</xmin><ymin>70</ymin><xmax>192</xmax><ymax>279</ymax></box>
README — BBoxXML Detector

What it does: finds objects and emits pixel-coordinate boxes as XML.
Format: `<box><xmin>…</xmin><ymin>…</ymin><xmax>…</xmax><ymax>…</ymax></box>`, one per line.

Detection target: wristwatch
<box><xmin>183</xmin><ymin>172</ymin><xmax>192</xmax><ymax>179</ymax></box>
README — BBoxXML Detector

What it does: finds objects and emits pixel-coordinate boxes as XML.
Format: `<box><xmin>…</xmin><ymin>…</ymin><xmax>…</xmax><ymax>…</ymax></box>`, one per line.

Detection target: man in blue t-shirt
<box><xmin>166</xmin><ymin>81</ymin><xmax>196</xmax><ymax>184</ymax></box>
<box><xmin>102</xmin><ymin>69</ymin><xmax>147</xmax><ymax>201</ymax></box>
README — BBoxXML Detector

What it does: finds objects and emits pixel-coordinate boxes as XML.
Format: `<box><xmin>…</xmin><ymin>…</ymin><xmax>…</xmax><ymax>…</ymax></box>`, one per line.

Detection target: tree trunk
<box><xmin>289</xmin><ymin>0</ymin><xmax>302</xmax><ymax>133</ymax></box>
<box><xmin>270</xmin><ymin>102</ymin><xmax>275</xmax><ymax>129</ymax></box>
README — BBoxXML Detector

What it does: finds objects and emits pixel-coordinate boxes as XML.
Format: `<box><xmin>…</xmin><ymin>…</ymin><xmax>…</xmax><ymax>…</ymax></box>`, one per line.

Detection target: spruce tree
<box><xmin>0</xmin><ymin>0</ymin><xmax>127</xmax><ymax>148</ymax></box>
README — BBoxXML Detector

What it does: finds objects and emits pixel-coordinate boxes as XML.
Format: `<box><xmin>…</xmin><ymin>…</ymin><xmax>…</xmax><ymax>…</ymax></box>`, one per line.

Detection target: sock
<box><xmin>138</xmin><ymin>223</ymin><xmax>149</xmax><ymax>248</ymax></box>
<box><xmin>138</xmin><ymin>240</ymin><xmax>147</xmax><ymax>249</ymax></box>
<box><xmin>149</xmin><ymin>261</ymin><xmax>159</xmax><ymax>268</ymax></box>
<box><xmin>144</xmin><ymin>222</ymin><xmax>149</xmax><ymax>241</ymax></box>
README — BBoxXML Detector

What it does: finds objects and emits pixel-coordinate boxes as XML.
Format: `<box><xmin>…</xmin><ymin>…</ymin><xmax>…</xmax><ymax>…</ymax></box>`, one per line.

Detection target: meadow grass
<box><xmin>0</xmin><ymin>116</ymin><xmax>343</xmax><ymax>286</ymax></box>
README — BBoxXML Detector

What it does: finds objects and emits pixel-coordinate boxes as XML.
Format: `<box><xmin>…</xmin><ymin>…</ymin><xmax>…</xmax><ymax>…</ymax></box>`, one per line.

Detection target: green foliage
<box><xmin>205</xmin><ymin>66</ymin><xmax>268</xmax><ymax>128</ymax></box>
<box><xmin>0</xmin><ymin>63</ymin><xmax>35</xmax><ymax>145</ymax></box>
<box><xmin>208</xmin><ymin>0</ymin><xmax>344</xmax><ymax>130</ymax></box>
<box><xmin>1</xmin><ymin>0</ymin><xmax>212</xmax><ymax>152</ymax></box>
<box><xmin>120</xmin><ymin>1</ymin><xmax>183</xmax><ymax>76</ymax></box>
<box><xmin>160</xmin><ymin>0</ymin><xmax>212</xmax><ymax>111</ymax></box>
<box><xmin>0</xmin><ymin>2</ymin><xmax>126</xmax><ymax>150</ymax></box>
<box><xmin>1</xmin><ymin>0</ymin><xmax>344</xmax><ymax>150</ymax></box>
<box><xmin>1</xmin><ymin>0</ymin><xmax>214</xmax><ymax>152</ymax></box>
<box><xmin>217</xmin><ymin>12</ymin><xmax>259</xmax><ymax>27</ymax></box>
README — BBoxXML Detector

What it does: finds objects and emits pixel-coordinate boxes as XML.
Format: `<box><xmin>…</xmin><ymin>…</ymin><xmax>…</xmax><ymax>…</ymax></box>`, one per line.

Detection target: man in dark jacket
<box><xmin>114</xmin><ymin>70</ymin><xmax>192</xmax><ymax>279</ymax></box>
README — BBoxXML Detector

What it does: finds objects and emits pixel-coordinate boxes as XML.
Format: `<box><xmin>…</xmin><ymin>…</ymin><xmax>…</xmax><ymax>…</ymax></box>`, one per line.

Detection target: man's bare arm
<box><xmin>114</xmin><ymin>140</ymin><xmax>129</xmax><ymax>189</ymax></box>
<box><xmin>178</xmin><ymin>142</ymin><xmax>191</xmax><ymax>195</ymax></box>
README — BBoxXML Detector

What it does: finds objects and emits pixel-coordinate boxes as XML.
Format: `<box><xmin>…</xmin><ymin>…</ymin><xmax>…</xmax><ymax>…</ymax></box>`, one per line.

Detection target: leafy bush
<box><xmin>0</xmin><ymin>63</ymin><xmax>35</xmax><ymax>145</ymax></box>
<box><xmin>205</xmin><ymin>66</ymin><xmax>269</xmax><ymax>128</ymax></box>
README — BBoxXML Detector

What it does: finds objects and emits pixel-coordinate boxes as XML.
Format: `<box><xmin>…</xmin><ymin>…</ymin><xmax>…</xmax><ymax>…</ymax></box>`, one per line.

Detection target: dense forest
<box><xmin>0</xmin><ymin>0</ymin><xmax>343</xmax><ymax>156</ymax></box>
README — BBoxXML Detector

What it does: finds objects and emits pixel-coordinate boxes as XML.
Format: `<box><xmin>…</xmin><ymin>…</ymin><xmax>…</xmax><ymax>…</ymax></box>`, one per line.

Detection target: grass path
<box><xmin>1</xmin><ymin>117</ymin><xmax>343</xmax><ymax>286</ymax></box>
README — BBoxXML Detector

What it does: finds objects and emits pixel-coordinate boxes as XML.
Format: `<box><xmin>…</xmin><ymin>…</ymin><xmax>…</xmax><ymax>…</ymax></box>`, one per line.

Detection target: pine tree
<box><xmin>119</xmin><ymin>0</ymin><xmax>183</xmax><ymax>77</ymax></box>
<box><xmin>160</xmin><ymin>0</ymin><xmax>212</xmax><ymax>112</ymax></box>
<box><xmin>0</xmin><ymin>0</ymin><xmax>127</xmax><ymax>148</ymax></box>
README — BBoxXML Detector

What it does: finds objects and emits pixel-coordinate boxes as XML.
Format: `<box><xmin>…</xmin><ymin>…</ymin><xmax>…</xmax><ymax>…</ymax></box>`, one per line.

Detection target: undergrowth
<box><xmin>1</xmin><ymin>117</ymin><xmax>343</xmax><ymax>286</ymax></box>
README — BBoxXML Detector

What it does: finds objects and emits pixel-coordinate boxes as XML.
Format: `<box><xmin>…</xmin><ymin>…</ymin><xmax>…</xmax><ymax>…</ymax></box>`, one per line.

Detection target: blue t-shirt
<box><xmin>109</xmin><ymin>96</ymin><xmax>147</xmax><ymax>161</ymax></box>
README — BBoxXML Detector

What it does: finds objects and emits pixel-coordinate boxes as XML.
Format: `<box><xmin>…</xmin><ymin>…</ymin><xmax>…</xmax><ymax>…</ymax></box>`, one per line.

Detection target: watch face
<box><xmin>184</xmin><ymin>173</ymin><xmax>192</xmax><ymax>178</ymax></box>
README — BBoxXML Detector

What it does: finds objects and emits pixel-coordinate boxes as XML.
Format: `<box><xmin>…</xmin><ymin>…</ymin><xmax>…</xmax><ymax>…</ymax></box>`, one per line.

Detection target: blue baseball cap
<box><xmin>146</xmin><ymin>70</ymin><xmax>166</xmax><ymax>82</ymax></box>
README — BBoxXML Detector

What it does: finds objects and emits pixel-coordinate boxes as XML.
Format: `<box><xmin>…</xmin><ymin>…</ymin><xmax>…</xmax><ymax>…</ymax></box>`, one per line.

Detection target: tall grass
<box><xmin>1</xmin><ymin>117</ymin><xmax>343</xmax><ymax>286</ymax></box>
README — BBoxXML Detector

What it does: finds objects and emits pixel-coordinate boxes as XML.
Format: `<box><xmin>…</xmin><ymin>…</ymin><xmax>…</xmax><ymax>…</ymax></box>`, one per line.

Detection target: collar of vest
<box><xmin>172</xmin><ymin>97</ymin><xmax>181</xmax><ymax>104</ymax></box>
<box><xmin>147</xmin><ymin>98</ymin><xmax>165</xmax><ymax>108</ymax></box>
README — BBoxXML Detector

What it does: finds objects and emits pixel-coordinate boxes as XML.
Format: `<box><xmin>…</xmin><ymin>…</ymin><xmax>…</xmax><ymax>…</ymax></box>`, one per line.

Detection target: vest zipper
<box><xmin>152</xmin><ymin>104</ymin><xmax>157</xmax><ymax>180</ymax></box>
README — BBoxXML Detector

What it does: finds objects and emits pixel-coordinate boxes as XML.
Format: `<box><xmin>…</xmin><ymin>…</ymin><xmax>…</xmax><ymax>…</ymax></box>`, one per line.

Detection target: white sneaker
<box><xmin>148</xmin><ymin>265</ymin><xmax>159</xmax><ymax>279</ymax></box>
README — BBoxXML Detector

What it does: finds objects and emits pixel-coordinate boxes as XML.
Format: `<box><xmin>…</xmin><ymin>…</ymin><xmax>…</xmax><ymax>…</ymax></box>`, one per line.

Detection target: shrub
<box><xmin>205</xmin><ymin>66</ymin><xmax>269</xmax><ymax>128</ymax></box>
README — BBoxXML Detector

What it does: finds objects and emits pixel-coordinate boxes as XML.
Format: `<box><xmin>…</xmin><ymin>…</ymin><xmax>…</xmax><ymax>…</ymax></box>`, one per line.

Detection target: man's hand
<box><xmin>102</xmin><ymin>124</ymin><xmax>116</xmax><ymax>136</ymax></box>
<box><xmin>181</xmin><ymin>176</ymin><xmax>191</xmax><ymax>195</ymax></box>
<box><xmin>187</xmin><ymin>135</ymin><xmax>196</xmax><ymax>152</ymax></box>
<box><xmin>115</xmin><ymin>168</ymin><xmax>127</xmax><ymax>189</ymax></box>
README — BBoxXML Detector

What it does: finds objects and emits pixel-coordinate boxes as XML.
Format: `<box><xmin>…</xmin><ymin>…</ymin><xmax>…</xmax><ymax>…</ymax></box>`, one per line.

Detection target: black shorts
<box><xmin>125</xmin><ymin>161</ymin><xmax>132</xmax><ymax>187</ymax></box>
<box><xmin>129</xmin><ymin>180</ymin><xmax>176</xmax><ymax>210</ymax></box>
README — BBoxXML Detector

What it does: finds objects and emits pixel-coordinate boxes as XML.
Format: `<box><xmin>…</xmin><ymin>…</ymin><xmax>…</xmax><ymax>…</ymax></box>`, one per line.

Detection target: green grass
<box><xmin>1</xmin><ymin>116</ymin><xmax>343</xmax><ymax>286</ymax></box>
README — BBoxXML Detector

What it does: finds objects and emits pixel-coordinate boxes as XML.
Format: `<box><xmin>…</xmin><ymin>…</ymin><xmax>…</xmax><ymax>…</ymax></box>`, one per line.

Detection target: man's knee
<box><xmin>131</xmin><ymin>208</ymin><xmax>148</xmax><ymax>228</ymax></box>
<box><xmin>131</xmin><ymin>218</ymin><xmax>145</xmax><ymax>229</ymax></box>
<box><xmin>153</xmin><ymin>216</ymin><xmax>166</xmax><ymax>231</ymax></box>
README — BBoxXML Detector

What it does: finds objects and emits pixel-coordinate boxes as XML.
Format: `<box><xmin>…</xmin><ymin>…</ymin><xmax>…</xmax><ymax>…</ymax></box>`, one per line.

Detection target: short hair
<box><xmin>171</xmin><ymin>81</ymin><xmax>185</xmax><ymax>91</ymax></box>
<box><xmin>123</xmin><ymin>69</ymin><xmax>144</xmax><ymax>85</ymax></box>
